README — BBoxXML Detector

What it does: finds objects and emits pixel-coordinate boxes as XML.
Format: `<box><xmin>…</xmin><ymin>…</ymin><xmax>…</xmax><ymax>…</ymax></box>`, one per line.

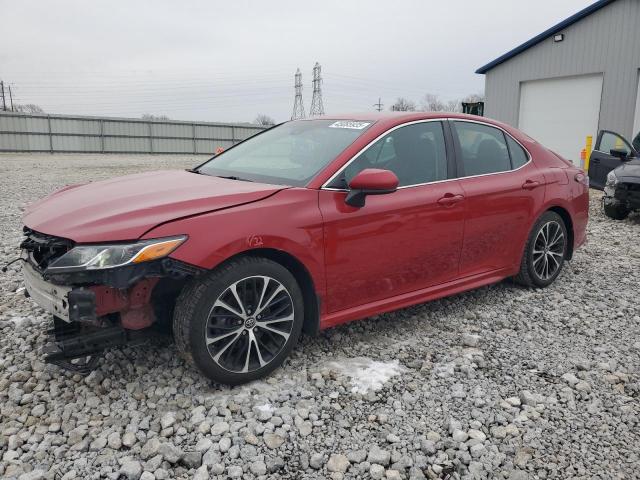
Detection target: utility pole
<box><xmin>291</xmin><ymin>68</ymin><xmax>306</xmax><ymax>120</ymax></box>
<box><xmin>309</xmin><ymin>62</ymin><xmax>325</xmax><ymax>116</ymax></box>
<box><xmin>8</xmin><ymin>85</ymin><xmax>14</xmax><ymax>111</ymax></box>
<box><xmin>0</xmin><ymin>81</ymin><xmax>6</xmax><ymax>111</ymax></box>
<box><xmin>373</xmin><ymin>97</ymin><xmax>384</xmax><ymax>112</ymax></box>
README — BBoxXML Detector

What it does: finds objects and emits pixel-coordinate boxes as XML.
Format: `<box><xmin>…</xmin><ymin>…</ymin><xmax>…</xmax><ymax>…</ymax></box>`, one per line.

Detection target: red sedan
<box><xmin>20</xmin><ymin>113</ymin><xmax>589</xmax><ymax>384</ymax></box>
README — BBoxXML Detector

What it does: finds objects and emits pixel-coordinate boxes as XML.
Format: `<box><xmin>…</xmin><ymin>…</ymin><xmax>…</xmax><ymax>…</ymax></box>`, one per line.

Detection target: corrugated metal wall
<box><xmin>483</xmin><ymin>0</ymin><xmax>640</xmax><ymax>139</ymax></box>
<box><xmin>0</xmin><ymin>112</ymin><xmax>266</xmax><ymax>154</ymax></box>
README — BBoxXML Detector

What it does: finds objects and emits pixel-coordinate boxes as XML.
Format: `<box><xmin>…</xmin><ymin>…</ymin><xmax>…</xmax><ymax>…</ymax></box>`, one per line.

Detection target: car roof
<box><xmin>291</xmin><ymin>112</ymin><xmax>514</xmax><ymax>131</ymax></box>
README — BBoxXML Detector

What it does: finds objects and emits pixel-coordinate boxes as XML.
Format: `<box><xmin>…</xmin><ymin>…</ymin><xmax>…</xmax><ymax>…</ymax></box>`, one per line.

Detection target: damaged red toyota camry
<box><xmin>20</xmin><ymin>113</ymin><xmax>589</xmax><ymax>384</ymax></box>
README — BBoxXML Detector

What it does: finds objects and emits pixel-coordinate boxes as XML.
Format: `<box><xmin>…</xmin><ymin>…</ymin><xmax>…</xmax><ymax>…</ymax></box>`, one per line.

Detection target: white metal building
<box><xmin>477</xmin><ymin>0</ymin><xmax>640</xmax><ymax>164</ymax></box>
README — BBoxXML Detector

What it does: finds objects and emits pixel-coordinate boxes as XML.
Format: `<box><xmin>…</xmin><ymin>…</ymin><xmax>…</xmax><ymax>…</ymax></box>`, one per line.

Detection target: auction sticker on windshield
<box><xmin>329</xmin><ymin>121</ymin><xmax>371</xmax><ymax>130</ymax></box>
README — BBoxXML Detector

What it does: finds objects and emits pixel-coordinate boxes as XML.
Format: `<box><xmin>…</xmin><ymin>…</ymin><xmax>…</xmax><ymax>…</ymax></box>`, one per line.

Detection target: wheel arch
<box><xmin>215</xmin><ymin>248</ymin><xmax>320</xmax><ymax>337</ymax></box>
<box><xmin>546</xmin><ymin>205</ymin><xmax>575</xmax><ymax>260</ymax></box>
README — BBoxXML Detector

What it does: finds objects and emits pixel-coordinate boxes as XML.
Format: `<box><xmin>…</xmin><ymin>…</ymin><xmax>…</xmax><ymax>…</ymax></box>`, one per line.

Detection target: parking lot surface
<box><xmin>0</xmin><ymin>153</ymin><xmax>639</xmax><ymax>479</ymax></box>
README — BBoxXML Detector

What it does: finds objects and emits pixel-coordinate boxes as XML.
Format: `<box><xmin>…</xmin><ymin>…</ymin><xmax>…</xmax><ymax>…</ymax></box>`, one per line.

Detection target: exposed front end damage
<box><xmin>609</xmin><ymin>179</ymin><xmax>640</xmax><ymax>209</ymax></box>
<box><xmin>20</xmin><ymin>228</ymin><xmax>202</xmax><ymax>372</ymax></box>
<box><xmin>603</xmin><ymin>174</ymin><xmax>640</xmax><ymax>220</ymax></box>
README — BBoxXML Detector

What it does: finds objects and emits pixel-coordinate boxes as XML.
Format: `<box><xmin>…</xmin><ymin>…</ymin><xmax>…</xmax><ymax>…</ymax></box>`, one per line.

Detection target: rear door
<box><xmin>450</xmin><ymin>120</ymin><xmax>546</xmax><ymax>277</ymax></box>
<box><xmin>588</xmin><ymin>130</ymin><xmax>637</xmax><ymax>189</ymax></box>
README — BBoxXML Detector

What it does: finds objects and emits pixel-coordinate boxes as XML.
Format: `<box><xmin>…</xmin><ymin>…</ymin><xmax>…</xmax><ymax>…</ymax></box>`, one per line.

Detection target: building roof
<box><xmin>476</xmin><ymin>0</ymin><xmax>616</xmax><ymax>74</ymax></box>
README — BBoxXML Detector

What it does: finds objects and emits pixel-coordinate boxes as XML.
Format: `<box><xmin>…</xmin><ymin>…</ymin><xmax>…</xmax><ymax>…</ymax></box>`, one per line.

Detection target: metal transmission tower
<box><xmin>309</xmin><ymin>62</ymin><xmax>325</xmax><ymax>116</ymax></box>
<box><xmin>0</xmin><ymin>81</ymin><xmax>6</xmax><ymax>111</ymax></box>
<box><xmin>373</xmin><ymin>97</ymin><xmax>384</xmax><ymax>112</ymax></box>
<box><xmin>291</xmin><ymin>68</ymin><xmax>306</xmax><ymax>120</ymax></box>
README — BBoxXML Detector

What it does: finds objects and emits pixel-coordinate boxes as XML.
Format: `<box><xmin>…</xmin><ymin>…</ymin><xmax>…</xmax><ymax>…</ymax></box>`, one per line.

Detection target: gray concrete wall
<box><xmin>0</xmin><ymin>112</ymin><xmax>266</xmax><ymax>154</ymax></box>
<box><xmin>483</xmin><ymin>0</ymin><xmax>640</xmax><ymax>139</ymax></box>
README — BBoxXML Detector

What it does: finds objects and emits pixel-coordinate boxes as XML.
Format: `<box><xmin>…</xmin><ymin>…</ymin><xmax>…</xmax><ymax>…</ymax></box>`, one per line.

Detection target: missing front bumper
<box><xmin>23</xmin><ymin>262</ymin><xmax>72</xmax><ymax>321</ymax></box>
<box><xmin>23</xmin><ymin>262</ymin><xmax>102</xmax><ymax>324</ymax></box>
<box><xmin>23</xmin><ymin>257</ymin><xmax>203</xmax><ymax>327</ymax></box>
<box><xmin>42</xmin><ymin>317</ymin><xmax>156</xmax><ymax>373</ymax></box>
<box><xmin>609</xmin><ymin>181</ymin><xmax>640</xmax><ymax>209</ymax></box>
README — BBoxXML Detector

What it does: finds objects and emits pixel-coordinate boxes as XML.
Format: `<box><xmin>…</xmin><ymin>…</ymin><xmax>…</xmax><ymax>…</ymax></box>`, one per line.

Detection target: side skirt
<box><xmin>320</xmin><ymin>268</ymin><xmax>513</xmax><ymax>330</ymax></box>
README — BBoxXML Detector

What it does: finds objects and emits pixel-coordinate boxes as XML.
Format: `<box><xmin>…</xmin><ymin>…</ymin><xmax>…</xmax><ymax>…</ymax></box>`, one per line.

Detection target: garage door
<box><xmin>518</xmin><ymin>74</ymin><xmax>603</xmax><ymax>165</ymax></box>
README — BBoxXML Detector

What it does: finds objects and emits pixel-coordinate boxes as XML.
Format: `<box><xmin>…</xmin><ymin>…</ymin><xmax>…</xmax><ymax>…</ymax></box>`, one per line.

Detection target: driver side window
<box><xmin>330</xmin><ymin>122</ymin><xmax>448</xmax><ymax>188</ymax></box>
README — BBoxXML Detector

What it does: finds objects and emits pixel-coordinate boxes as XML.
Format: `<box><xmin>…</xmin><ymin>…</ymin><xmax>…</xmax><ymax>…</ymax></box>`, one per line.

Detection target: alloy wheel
<box><xmin>532</xmin><ymin>221</ymin><xmax>565</xmax><ymax>281</ymax></box>
<box><xmin>205</xmin><ymin>276</ymin><xmax>295</xmax><ymax>373</ymax></box>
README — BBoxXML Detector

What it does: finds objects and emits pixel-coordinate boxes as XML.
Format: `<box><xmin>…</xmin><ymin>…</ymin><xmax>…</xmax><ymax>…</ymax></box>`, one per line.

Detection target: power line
<box><xmin>309</xmin><ymin>62</ymin><xmax>325</xmax><ymax>116</ymax></box>
<box><xmin>291</xmin><ymin>68</ymin><xmax>306</xmax><ymax>120</ymax></box>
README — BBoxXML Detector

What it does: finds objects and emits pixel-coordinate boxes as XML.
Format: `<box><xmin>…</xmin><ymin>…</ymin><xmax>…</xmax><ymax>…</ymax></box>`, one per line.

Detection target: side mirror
<box><xmin>345</xmin><ymin>168</ymin><xmax>399</xmax><ymax>207</ymax></box>
<box><xmin>610</xmin><ymin>148</ymin><xmax>630</xmax><ymax>160</ymax></box>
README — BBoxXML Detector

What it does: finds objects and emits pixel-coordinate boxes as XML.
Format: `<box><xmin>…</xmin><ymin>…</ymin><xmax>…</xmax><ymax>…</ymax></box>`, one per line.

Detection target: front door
<box><xmin>589</xmin><ymin>130</ymin><xmax>637</xmax><ymax>189</ymax></box>
<box><xmin>319</xmin><ymin>121</ymin><xmax>465</xmax><ymax>313</ymax></box>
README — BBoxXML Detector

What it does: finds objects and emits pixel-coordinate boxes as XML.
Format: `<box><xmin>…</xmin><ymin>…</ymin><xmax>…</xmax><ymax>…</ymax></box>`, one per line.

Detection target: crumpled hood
<box><xmin>23</xmin><ymin>170</ymin><xmax>286</xmax><ymax>242</ymax></box>
<box><xmin>615</xmin><ymin>158</ymin><xmax>640</xmax><ymax>182</ymax></box>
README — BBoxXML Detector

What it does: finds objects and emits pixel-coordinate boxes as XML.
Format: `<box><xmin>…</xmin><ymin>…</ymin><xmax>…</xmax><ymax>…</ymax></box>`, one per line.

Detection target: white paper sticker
<box><xmin>328</xmin><ymin>121</ymin><xmax>371</xmax><ymax>130</ymax></box>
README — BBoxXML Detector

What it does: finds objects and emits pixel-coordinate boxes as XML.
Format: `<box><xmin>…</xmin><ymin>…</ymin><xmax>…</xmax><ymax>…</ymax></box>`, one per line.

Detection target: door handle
<box><xmin>522</xmin><ymin>179</ymin><xmax>541</xmax><ymax>190</ymax></box>
<box><xmin>591</xmin><ymin>158</ymin><xmax>600</xmax><ymax>164</ymax></box>
<box><xmin>437</xmin><ymin>194</ymin><xmax>464</xmax><ymax>207</ymax></box>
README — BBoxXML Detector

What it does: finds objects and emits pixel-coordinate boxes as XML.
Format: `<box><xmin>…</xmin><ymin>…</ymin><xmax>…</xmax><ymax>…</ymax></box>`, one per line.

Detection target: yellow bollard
<box><xmin>584</xmin><ymin>135</ymin><xmax>593</xmax><ymax>172</ymax></box>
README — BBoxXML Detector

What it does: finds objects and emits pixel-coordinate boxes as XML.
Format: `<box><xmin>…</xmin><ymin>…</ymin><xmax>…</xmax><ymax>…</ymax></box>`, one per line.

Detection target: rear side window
<box><xmin>453</xmin><ymin>122</ymin><xmax>511</xmax><ymax>176</ymax></box>
<box><xmin>506</xmin><ymin>135</ymin><xmax>529</xmax><ymax>168</ymax></box>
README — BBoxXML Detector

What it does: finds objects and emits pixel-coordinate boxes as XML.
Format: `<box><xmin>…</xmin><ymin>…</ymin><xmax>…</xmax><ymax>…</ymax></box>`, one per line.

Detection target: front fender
<box><xmin>142</xmin><ymin>188</ymin><xmax>326</xmax><ymax>301</ymax></box>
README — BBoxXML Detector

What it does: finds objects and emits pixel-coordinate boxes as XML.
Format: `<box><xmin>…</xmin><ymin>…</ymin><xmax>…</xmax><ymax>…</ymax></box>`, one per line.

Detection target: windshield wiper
<box><xmin>216</xmin><ymin>175</ymin><xmax>253</xmax><ymax>182</ymax></box>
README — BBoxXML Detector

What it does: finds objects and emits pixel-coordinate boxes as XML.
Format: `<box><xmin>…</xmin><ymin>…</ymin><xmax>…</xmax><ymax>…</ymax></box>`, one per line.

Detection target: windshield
<box><xmin>197</xmin><ymin>119</ymin><xmax>373</xmax><ymax>186</ymax></box>
<box><xmin>633</xmin><ymin>131</ymin><xmax>640</xmax><ymax>153</ymax></box>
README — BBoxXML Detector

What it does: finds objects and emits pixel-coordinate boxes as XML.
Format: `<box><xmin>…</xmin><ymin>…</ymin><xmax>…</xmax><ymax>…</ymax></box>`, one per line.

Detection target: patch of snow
<box><xmin>325</xmin><ymin>357</ymin><xmax>406</xmax><ymax>394</ymax></box>
<box><xmin>10</xmin><ymin>316</ymin><xmax>28</xmax><ymax>326</ymax></box>
<box><xmin>254</xmin><ymin>403</ymin><xmax>273</xmax><ymax>413</ymax></box>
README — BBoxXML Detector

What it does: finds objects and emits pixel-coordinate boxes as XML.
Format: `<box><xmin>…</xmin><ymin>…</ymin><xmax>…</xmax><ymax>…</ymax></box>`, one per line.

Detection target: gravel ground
<box><xmin>1</xmin><ymin>153</ymin><xmax>639</xmax><ymax>480</ymax></box>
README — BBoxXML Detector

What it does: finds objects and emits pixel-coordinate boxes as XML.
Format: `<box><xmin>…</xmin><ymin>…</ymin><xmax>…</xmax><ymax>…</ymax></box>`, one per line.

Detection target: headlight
<box><xmin>606</xmin><ymin>171</ymin><xmax>618</xmax><ymax>187</ymax></box>
<box><xmin>45</xmin><ymin>236</ymin><xmax>187</xmax><ymax>273</ymax></box>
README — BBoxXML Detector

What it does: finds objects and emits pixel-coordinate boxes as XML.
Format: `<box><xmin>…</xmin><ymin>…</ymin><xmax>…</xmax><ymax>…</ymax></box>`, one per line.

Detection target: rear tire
<box><xmin>173</xmin><ymin>256</ymin><xmax>304</xmax><ymax>385</ymax></box>
<box><xmin>514</xmin><ymin>211</ymin><xmax>568</xmax><ymax>288</ymax></box>
<box><xmin>603</xmin><ymin>200</ymin><xmax>629</xmax><ymax>220</ymax></box>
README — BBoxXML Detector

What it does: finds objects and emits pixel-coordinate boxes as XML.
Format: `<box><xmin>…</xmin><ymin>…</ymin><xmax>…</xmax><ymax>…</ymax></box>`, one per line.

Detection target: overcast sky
<box><xmin>1</xmin><ymin>0</ymin><xmax>593</xmax><ymax>123</ymax></box>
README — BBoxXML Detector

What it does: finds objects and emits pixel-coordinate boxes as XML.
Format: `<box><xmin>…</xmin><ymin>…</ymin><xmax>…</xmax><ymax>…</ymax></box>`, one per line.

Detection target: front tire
<box><xmin>514</xmin><ymin>211</ymin><xmax>568</xmax><ymax>288</ymax></box>
<box><xmin>173</xmin><ymin>257</ymin><xmax>304</xmax><ymax>385</ymax></box>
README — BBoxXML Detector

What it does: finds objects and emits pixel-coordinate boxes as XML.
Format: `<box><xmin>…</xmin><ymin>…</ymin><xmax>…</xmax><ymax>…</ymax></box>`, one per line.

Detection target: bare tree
<box><xmin>445</xmin><ymin>100</ymin><xmax>461</xmax><ymax>113</ymax></box>
<box><xmin>420</xmin><ymin>94</ymin><xmax>446</xmax><ymax>112</ymax></box>
<box><xmin>418</xmin><ymin>93</ymin><xmax>485</xmax><ymax>113</ymax></box>
<box><xmin>254</xmin><ymin>114</ymin><xmax>276</xmax><ymax>126</ymax></box>
<box><xmin>14</xmin><ymin>104</ymin><xmax>45</xmax><ymax>114</ymax></box>
<box><xmin>390</xmin><ymin>97</ymin><xmax>416</xmax><ymax>112</ymax></box>
<box><xmin>141</xmin><ymin>113</ymin><xmax>171</xmax><ymax>121</ymax></box>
